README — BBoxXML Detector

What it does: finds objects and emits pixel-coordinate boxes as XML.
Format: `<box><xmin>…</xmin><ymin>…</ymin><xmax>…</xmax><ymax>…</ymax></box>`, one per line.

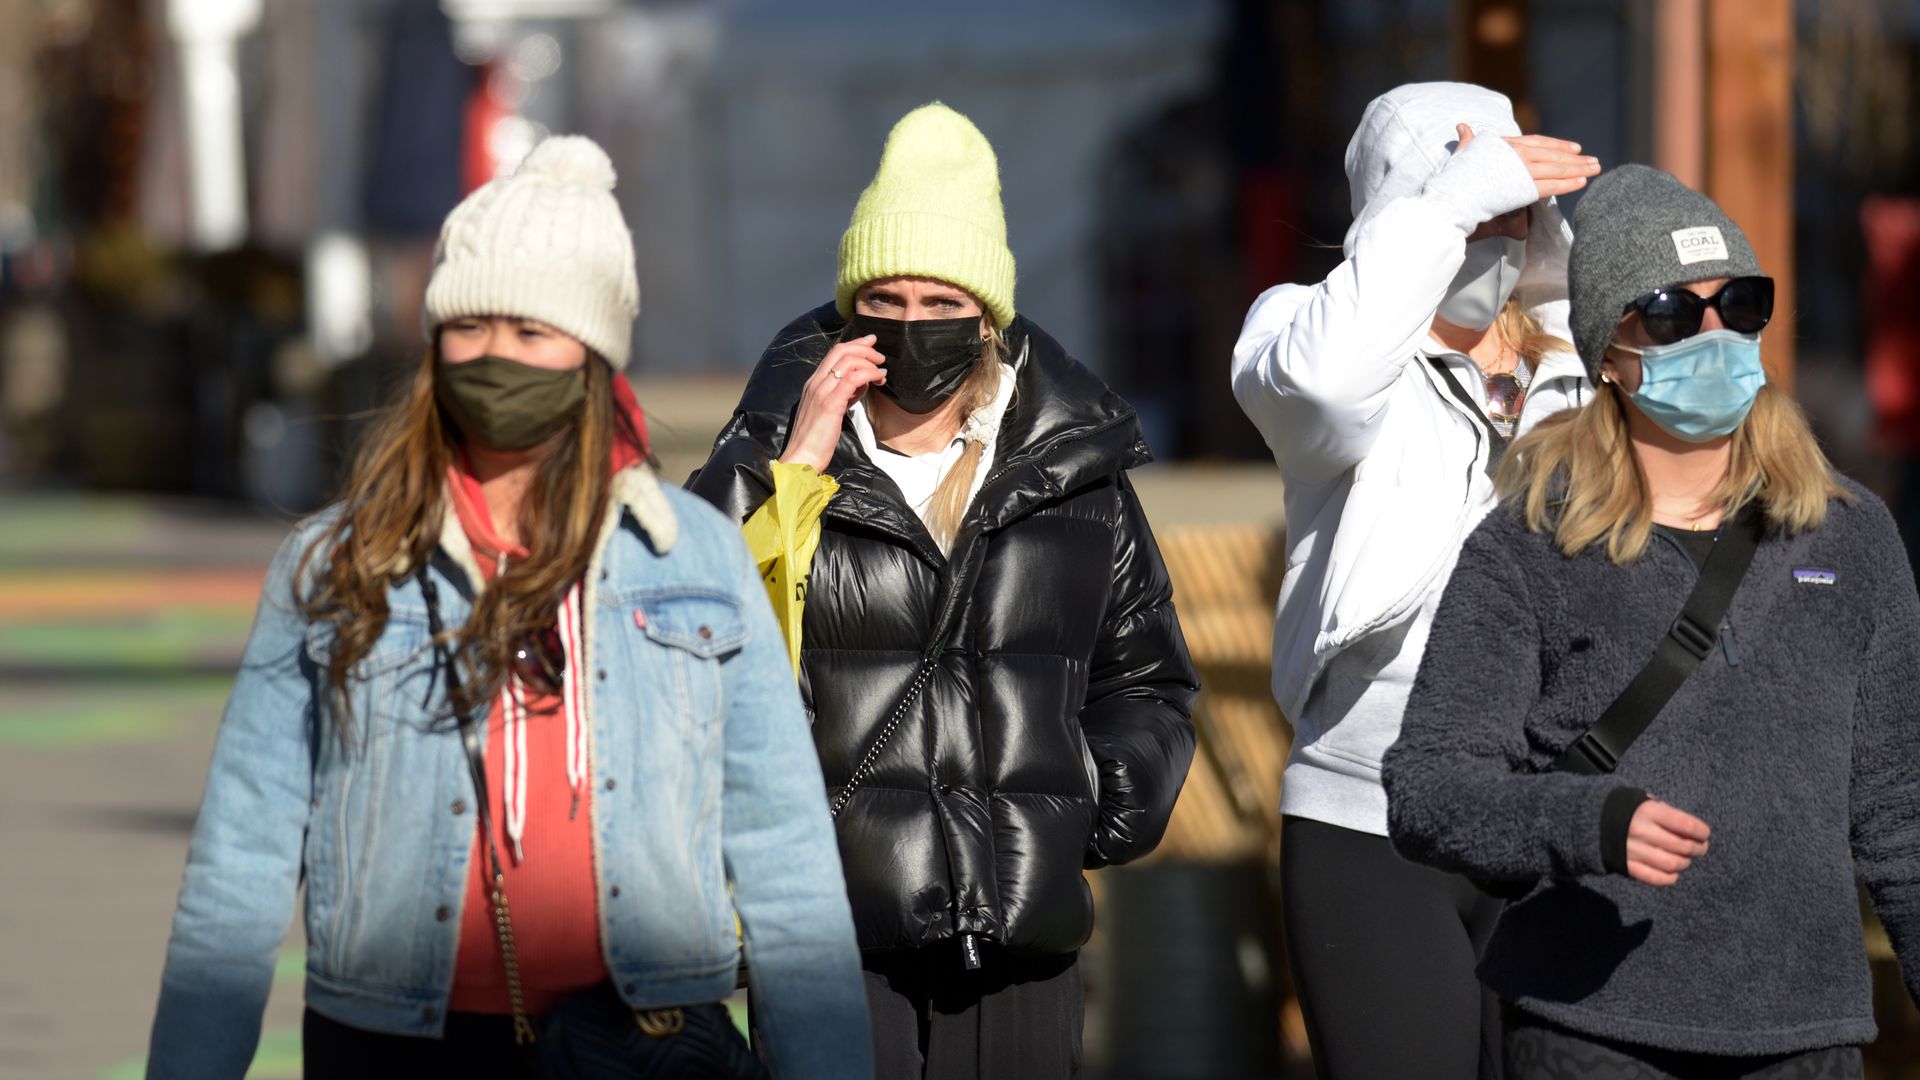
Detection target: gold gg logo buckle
<box><xmin>635</xmin><ymin>1007</ymin><xmax>686</xmax><ymax>1037</ymax></box>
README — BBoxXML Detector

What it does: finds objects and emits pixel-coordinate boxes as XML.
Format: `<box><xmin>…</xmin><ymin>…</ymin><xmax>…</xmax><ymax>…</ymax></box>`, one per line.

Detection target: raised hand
<box><xmin>1456</xmin><ymin>123</ymin><xmax>1600</xmax><ymax>199</ymax></box>
<box><xmin>778</xmin><ymin>334</ymin><xmax>887</xmax><ymax>472</ymax></box>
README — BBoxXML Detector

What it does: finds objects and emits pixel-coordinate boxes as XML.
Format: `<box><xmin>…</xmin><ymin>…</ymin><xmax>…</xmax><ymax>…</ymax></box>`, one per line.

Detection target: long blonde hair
<box><xmin>1496</xmin><ymin>376</ymin><xmax>1847</xmax><ymax>565</ymax></box>
<box><xmin>1496</xmin><ymin>296</ymin><xmax>1571</xmax><ymax>370</ymax></box>
<box><xmin>297</xmin><ymin>347</ymin><xmax>641</xmax><ymax>737</ymax></box>
<box><xmin>924</xmin><ymin>323</ymin><xmax>1010</xmax><ymax>550</ymax></box>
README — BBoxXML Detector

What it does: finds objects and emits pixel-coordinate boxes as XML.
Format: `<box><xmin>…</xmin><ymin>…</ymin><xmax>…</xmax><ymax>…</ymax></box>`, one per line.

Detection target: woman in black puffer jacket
<box><xmin>689</xmin><ymin>103</ymin><xmax>1197</xmax><ymax>1078</ymax></box>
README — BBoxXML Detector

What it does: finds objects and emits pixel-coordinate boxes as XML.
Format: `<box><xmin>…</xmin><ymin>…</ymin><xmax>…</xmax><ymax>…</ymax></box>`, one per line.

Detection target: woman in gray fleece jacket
<box><xmin>1384</xmin><ymin>166</ymin><xmax>1920</xmax><ymax>1078</ymax></box>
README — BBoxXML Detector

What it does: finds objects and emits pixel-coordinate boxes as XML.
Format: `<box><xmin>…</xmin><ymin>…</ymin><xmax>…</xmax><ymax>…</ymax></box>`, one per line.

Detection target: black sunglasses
<box><xmin>511</xmin><ymin>622</ymin><xmax>566</xmax><ymax>695</ymax></box>
<box><xmin>1621</xmin><ymin>276</ymin><xmax>1773</xmax><ymax>346</ymax></box>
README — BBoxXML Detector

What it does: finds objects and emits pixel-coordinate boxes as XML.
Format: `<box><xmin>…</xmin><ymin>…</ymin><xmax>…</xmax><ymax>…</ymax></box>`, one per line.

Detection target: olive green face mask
<box><xmin>435</xmin><ymin>355</ymin><xmax>586</xmax><ymax>452</ymax></box>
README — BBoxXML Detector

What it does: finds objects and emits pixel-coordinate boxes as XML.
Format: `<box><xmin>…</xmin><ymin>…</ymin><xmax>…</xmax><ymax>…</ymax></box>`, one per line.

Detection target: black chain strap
<box><xmin>417</xmin><ymin>565</ymin><xmax>538</xmax><ymax>1046</ymax></box>
<box><xmin>828</xmin><ymin>639</ymin><xmax>944</xmax><ymax>819</ymax></box>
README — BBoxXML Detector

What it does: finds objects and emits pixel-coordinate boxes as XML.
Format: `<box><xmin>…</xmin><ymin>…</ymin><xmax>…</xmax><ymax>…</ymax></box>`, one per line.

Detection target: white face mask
<box><xmin>1436</xmin><ymin>235</ymin><xmax>1527</xmax><ymax>331</ymax></box>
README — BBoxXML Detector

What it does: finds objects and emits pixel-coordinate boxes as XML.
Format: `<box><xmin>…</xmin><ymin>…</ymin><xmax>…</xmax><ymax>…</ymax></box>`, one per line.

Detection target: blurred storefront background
<box><xmin>5</xmin><ymin>1</ymin><xmax>1920</xmax><ymax>1077</ymax></box>
<box><xmin>2</xmin><ymin>0</ymin><xmax>1916</xmax><ymax>500</ymax></box>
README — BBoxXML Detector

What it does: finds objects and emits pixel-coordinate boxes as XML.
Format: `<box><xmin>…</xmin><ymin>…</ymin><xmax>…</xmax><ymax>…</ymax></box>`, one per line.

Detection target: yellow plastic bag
<box><xmin>740</xmin><ymin>460</ymin><xmax>839</xmax><ymax>673</ymax></box>
<box><xmin>734</xmin><ymin>462</ymin><xmax>837</xmax><ymax>972</ymax></box>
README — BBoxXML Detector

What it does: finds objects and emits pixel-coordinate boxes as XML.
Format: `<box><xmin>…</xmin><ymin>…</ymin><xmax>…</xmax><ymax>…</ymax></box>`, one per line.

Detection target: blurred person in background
<box><xmin>1385</xmin><ymin>165</ymin><xmax>1920</xmax><ymax>1079</ymax></box>
<box><xmin>147</xmin><ymin>136</ymin><xmax>871</xmax><ymax>1079</ymax></box>
<box><xmin>689</xmin><ymin>102</ymin><xmax>1198</xmax><ymax>1078</ymax></box>
<box><xmin>1229</xmin><ymin>82</ymin><xmax>1599</xmax><ymax>1080</ymax></box>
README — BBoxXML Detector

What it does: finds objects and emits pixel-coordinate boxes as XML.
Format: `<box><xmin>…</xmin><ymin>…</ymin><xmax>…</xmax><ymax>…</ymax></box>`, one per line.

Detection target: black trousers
<box><xmin>303</xmin><ymin>1007</ymin><xmax>540</xmax><ymax>1078</ymax></box>
<box><xmin>1281</xmin><ymin>815</ymin><xmax>1505</xmax><ymax>1080</ymax></box>
<box><xmin>862</xmin><ymin>940</ymin><xmax>1083</xmax><ymax>1079</ymax></box>
<box><xmin>1505</xmin><ymin>1008</ymin><xmax>1864</xmax><ymax>1079</ymax></box>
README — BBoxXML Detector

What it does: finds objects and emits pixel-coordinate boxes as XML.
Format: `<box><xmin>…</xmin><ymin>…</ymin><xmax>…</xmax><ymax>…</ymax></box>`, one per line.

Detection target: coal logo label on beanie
<box><xmin>1672</xmin><ymin>226</ymin><xmax>1729</xmax><ymax>265</ymax></box>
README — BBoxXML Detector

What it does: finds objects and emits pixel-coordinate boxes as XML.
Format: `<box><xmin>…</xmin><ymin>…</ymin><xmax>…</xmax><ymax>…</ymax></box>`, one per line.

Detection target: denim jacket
<box><xmin>149</xmin><ymin>466</ymin><xmax>872</xmax><ymax>1078</ymax></box>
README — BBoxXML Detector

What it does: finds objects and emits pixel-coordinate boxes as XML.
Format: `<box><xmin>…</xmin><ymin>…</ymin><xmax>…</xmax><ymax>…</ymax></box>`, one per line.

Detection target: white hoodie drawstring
<box><xmin>558</xmin><ymin>582</ymin><xmax>588</xmax><ymax>816</ymax></box>
<box><xmin>499</xmin><ymin>573</ymin><xmax>586</xmax><ymax>865</ymax></box>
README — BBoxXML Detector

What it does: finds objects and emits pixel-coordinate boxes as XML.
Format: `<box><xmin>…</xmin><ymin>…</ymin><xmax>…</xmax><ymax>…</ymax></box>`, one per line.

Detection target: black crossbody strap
<box><xmin>1554</xmin><ymin>506</ymin><xmax>1765</xmax><ymax>775</ymax></box>
<box><xmin>1427</xmin><ymin>355</ymin><xmax>1509</xmax><ymax>480</ymax></box>
<box><xmin>828</xmin><ymin>635</ymin><xmax>945</xmax><ymax>819</ymax></box>
<box><xmin>417</xmin><ymin>567</ymin><xmax>504</xmax><ymax>879</ymax></box>
<box><xmin>417</xmin><ymin>566</ymin><xmax>536</xmax><ymax>1043</ymax></box>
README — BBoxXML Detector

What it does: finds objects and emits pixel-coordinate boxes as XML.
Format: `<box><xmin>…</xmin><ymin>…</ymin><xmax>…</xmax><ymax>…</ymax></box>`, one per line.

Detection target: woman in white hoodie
<box><xmin>1230</xmin><ymin>83</ymin><xmax>1598</xmax><ymax>1079</ymax></box>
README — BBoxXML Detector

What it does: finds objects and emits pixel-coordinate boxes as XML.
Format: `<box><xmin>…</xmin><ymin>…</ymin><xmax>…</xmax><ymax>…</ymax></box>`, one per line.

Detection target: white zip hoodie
<box><xmin>1231</xmin><ymin>83</ymin><xmax>1591</xmax><ymax>837</ymax></box>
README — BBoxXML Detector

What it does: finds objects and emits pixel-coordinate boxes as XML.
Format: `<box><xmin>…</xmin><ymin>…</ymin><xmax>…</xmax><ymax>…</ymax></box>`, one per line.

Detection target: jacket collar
<box><xmin>730</xmin><ymin>303</ymin><xmax>1148</xmax><ymax>554</ymax></box>
<box><xmin>435</xmin><ymin>462</ymin><xmax>678</xmax><ymax>597</ymax></box>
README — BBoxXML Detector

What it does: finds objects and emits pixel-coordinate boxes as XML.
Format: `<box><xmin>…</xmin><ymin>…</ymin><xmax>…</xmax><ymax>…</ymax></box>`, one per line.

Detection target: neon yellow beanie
<box><xmin>835</xmin><ymin>103</ymin><xmax>1017</xmax><ymax>329</ymax></box>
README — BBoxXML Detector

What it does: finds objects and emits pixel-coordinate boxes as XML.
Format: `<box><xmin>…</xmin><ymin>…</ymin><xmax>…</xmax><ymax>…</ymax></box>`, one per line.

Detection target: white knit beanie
<box><xmin>422</xmin><ymin>135</ymin><xmax>641</xmax><ymax>369</ymax></box>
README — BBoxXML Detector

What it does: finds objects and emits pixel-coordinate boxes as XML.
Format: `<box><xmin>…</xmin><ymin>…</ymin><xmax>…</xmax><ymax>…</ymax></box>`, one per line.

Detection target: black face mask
<box><xmin>846</xmin><ymin>312</ymin><xmax>984</xmax><ymax>414</ymax></box>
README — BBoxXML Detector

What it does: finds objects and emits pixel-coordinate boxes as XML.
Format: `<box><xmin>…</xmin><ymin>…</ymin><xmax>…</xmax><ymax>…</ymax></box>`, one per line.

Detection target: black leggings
<box><xmin>1281</xmin><ymin>816</ymin><xmax>1505</xmax><ymax>1080</ymax></box>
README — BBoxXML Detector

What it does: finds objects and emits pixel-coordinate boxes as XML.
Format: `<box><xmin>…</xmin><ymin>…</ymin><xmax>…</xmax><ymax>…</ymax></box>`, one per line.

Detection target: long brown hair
<box><xmin>298</xmin><ymin>347</ymin><xmax>640</xmax><ymax>736</ymax></box>
<box><xmin>924</xmin><ymin>323</ymin><xmax>1009</xmax><ymax>550</ymax></box>
<box><xmin>1496</xmin><ymin>378</ymin><xmax>1847</xmax><ymax>564</ymax></box>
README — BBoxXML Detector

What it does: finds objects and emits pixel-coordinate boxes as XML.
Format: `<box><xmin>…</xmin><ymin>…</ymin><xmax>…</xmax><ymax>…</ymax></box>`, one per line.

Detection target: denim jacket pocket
<box><xmin>301</xmin><ymin>616</ymin><xmax>430</xmax><ymax>682</ymax></box>
<box><xmin>637</xmin><ymin>590</ymin><xmax>749</xmax><ymax>658</ymax></box>
<box><xmin>622</xmin><ymin>589</ymin><xmax>747</xmax><ymax>746</ymax></box>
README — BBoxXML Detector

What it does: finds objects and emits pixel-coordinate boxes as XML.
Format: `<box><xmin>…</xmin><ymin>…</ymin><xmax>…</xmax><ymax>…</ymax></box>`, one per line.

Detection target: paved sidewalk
<box><xmin>0</xmin><ymin>495</ymin><xmax>302</xmax><ymax>1080</ymax></box>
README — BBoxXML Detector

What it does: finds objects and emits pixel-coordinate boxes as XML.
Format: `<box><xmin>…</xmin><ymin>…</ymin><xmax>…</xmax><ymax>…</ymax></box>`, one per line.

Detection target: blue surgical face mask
<box><xmin>1614</xmin><ymin>329</ymin><xmax>1766</xmax><ymax>442</ymax></box>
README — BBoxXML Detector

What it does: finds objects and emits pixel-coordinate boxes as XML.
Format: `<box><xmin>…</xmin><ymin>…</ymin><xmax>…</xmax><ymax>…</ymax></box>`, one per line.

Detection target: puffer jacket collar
<box><xmin>727</xmin><ymin>303</ymin><xmax>1149</xmax><ymax>562</ymax></box>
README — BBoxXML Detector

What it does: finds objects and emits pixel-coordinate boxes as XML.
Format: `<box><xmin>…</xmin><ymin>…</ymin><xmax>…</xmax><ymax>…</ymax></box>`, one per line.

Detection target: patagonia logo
<box><xmin>1672</xmin><ymin>226</ymin><xmax>1729</xmax><ymax>265</ymax></box>
<box><xmin>1793</xmin><ymin>568</ymin><xmax>1837</xmax><ymax>586</ymax></box>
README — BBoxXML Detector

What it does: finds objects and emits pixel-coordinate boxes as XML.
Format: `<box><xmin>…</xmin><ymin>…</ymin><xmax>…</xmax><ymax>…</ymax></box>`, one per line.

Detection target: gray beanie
<box><xmin>1567</xmin><ymin>164</ymin><xmax>1763</xmax><ymax>381</ymax></box>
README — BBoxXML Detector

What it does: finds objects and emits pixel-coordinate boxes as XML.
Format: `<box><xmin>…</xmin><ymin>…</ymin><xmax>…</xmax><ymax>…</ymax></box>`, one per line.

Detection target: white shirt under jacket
<box><xmin>1230</xmin><ymin>83</ymin><xmax>1592</xmax><ymax>837</ymax></box>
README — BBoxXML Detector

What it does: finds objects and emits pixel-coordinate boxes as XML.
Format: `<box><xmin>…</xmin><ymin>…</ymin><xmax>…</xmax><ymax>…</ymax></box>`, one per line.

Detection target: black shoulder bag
<box><xmin>417</xmin><ymin>567</ymin><xmax>768</xmax><ymax>1079</ymax></box>
<box><xmin>1474</xmin><ymin>507</ymin><xmax>1763</xmax><ymax>898</ymax></box>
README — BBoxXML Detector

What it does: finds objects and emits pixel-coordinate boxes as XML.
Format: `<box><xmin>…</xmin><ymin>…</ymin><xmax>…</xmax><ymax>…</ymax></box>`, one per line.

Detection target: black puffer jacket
<box><xmin>689</xmin><ymin>303</ymin><xmax>1198</xmax><ymax>956</ymax></box>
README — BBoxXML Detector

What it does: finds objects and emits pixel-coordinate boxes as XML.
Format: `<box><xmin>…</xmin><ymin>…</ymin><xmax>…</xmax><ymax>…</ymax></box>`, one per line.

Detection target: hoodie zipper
<box><xmin>1325</xmin><ymin>357</ymin><xmax>1488</xmax><ymax>656</ymax></box>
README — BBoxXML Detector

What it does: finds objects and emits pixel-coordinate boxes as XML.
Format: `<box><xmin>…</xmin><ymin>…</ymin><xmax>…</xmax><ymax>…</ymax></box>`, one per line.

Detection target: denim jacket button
<box><xmin>597</xmin><ymin>669</ymin><xmax>608</xmax><ymax>681</ymax></box>
<box><xmin>435</xmin><ymin>905</ymin><xmax>450</xmax><ymax>922</ymax></box>
<box><xmin>604</xmin><ymin>778</ymin><xmax>616</xmax><ymax>791</ymax></box>
<box><xmin>698</xmin><ymin>625</ymin><xmax>714</xmax><ymax>640</ymax></box>
<box><xmin>610</xmin><ymin>885</ymin><xmax>621</xmax><ymax>898</ymax></box>
<box><xmin>450</xmin><ymin>799</ymin><xmax>466</xmax><ymax>816</ymax></box>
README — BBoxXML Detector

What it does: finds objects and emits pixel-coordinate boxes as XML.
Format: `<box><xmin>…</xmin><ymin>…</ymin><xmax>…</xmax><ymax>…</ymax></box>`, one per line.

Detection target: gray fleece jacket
<box><xmin>1382</xmin><ymin>479</ymin><xmax>1920</xmax><ymax>1056</ymax></box>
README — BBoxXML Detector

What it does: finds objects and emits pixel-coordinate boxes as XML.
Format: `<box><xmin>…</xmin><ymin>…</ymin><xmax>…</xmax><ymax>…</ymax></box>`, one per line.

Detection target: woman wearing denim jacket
<box><xmin>147</xmin><ymin>137</ymin><xmax>871</xmax><ymax>1078</ymax></box>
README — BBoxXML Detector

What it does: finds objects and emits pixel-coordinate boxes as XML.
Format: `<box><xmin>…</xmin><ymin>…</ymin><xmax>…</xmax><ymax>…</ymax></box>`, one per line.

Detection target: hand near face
<box><xmin>778</xmin><ymin>335</ymin><xmax>887</xmax><ymax>472</ymax></box>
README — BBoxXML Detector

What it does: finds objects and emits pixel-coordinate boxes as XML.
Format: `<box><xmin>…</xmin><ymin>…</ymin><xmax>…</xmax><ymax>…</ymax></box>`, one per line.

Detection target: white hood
<box><xmin>1342</xmin><ymin>81</ymin><xmax>1574</xmax><ymax>348</ymax></box>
